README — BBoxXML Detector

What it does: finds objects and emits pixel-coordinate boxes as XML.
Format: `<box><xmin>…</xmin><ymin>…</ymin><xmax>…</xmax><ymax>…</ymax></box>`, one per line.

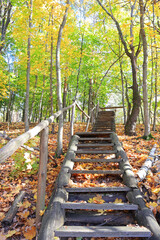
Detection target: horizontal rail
<box><xmin>0</xmin><ymin>102</ymin><xmax>75</xmax><ymax>163</ymax></box>
<box><xmin>76</xmin><ymin>103</ymin><xmax>90</xmax><ymax>119</ymax></box>
<box><xmin>100</xmin><ymin>106</ymin><xmax>124</xmax><ymax>109</ymax></box>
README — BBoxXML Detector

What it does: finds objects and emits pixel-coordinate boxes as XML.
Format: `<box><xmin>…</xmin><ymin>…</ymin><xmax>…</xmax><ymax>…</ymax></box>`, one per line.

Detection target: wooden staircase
<box><xmin>38</xmin><ymin>110</ymin><xmax>160</xmax><ymax>240</ymax></box>
<box><xmin>92</xmin><ymin>110</ymin><xmax>116</xmax><ymax>132</ymax></box>
<box><xmin>54</xmin><ymin>132</ymin><xmax>151</xmax><ymax>239</ymax></box>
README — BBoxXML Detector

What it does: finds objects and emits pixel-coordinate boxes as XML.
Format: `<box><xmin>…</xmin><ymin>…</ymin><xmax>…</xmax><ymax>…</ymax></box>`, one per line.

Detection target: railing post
<box><xmin>70</xmin><ymin>103</ymin><xmax>75</xmax><ymax>137</ymax></box>
<box><xmin>36</xmin><ymin>126</ymin><xmax>49</xmax><ymax>228</ymax></box>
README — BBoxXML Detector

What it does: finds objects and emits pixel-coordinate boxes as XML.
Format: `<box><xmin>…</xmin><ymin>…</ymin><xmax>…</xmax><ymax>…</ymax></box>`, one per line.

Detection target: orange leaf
<box><xmin>23</xmin><ymin>226</ymin><xmax>36</xmax><ymax>240</ymax></box>
<box><xmin>17</xmin><ymin>210</ymin><xmax>30</xmax><ymax>219</ymax></box>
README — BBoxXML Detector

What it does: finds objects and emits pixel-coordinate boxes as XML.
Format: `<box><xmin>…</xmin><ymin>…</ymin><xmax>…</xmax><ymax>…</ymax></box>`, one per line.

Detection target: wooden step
<box><xmin>72</xmin><ymin>158</ymin><xmax>122</xmax><ymax>163</ymax></box>
<box><xmin>55</xmin><ymin>226</ymin><xmax>151</xmax><ymax>238</ymax></box>
<box><xmin>76</xmin><ymin>132</ymin><xmax>113</xmax><ymax>135</ymax></box>
<box><xmin>70</xmin><ymin>170</ymin><xmax>122</xmax><ymax>175</ymax></box>
<box><xmin>75</xmin><ymin>150</ymin><xmax>117</xmax><ymax>154</ymax></box>
<box><xmin>78</xmin><ymin>137</ymin><xmax>112</xmax><ymax>141</ymax></box>
<box><xmin>76</xmin><ymin>143</ymin><xmax>114</xmax><ymax>147</ymax></box>
<box><xmin>66</xmin><ymin>211</ymin><xmax>134</xmax><ymax>225</ymax></box>
<box><xmin>61</xmin><ymin>202</ymin><xmax>138</xmax><ymax>210</ymax></box>
<box><xmin>65</xmin><ymin>187</ymin><xmax>131</xmax><ymax>192</ymax></box>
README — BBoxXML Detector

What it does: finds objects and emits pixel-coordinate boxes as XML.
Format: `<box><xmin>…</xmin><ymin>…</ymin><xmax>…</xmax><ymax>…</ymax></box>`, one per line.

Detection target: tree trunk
<box><xmin>96</xmin><ymin>0</ymin><xmax>141</xmax><ymax>135</ymax></box>
<box><xmin>139</xmin><ymin>0</ymin><xmax>150</xmax><ymax>137</ymax></box>
<box><xmin>0</xmin><ymin>1</ymin><xmax>12</xmax><ymax>53</ymax></box>
<box><xmin>29</xmin><ymin>75</ymin><xmax>38</xmax><ymax>123</ymax></box>
<box><xmin>56</xmin><ymin>0</ymin><xmax>69</xmax><ymax>156</ymax></box>
<box><xmin>25</xmin><ymin>0</ymin><xmax>32</xmax><ymax>132</ymax></box>
<box><xmin>50</xmin><ymin>7</ymin><xmax>54</xmax><ymax>116</ymax></box>
<box><xmin>149</xmin><ymin>38</ymin><xmax>154</xmax><ymax>124</ymax></box>
<box><xmin>38</xmin><ymin>75</ymin><xmax>45</xmax><ymax>122</ymax></box>
<box><xmin>63</xmin><ymin>77</ymin><xmax>67</xmax><ymax>121</ymax></box>
<box><xmin>152</xmin><ymin>4</ymin><xmax>158</xmax><ymax>131</ymax></box>
<box><xmin>125</xmin><ymin>56</ymin><xmax>141</xmax><ymax>135</ymax></box>
<box><xmin>119</xmin><ymin>58</ymin><xmax>126</xmax><ymax>125</ymax></box>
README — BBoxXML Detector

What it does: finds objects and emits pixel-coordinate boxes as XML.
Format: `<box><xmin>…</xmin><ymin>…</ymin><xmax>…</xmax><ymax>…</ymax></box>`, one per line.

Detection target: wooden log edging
<box><xmin>137</xmin><ymin>144</ymin><xmax>157</xmax><ymax>181</ymax></box>
<box><xmin>38</xmin><ymin>135</ymin><xmax>79</xmax><ymax>240</ymax></box>
<box><xmin>2</xmin><ymin>191</ymin><xmax>25</xmax><ymax>226</ymax></box>
<box><xmin>111</xmin><ymin>132</ymin><xmax>160</xmax><ymax>240</ymax></box>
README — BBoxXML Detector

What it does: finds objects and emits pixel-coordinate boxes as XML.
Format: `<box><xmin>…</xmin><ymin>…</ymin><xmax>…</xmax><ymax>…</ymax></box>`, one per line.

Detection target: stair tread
<box><xmin>75</xmin><ymin>150</ymin><xmax>117</xmax><ymax>154</ymax></box>
<box><xmin>65</xmin><ymin>187</ymin><xmax>131</xmax><ymax>192</ymax></box>
<box><xmin>77</xmin><ymin>143</ymin><xmax>114</xmax><ymax>147</ymax></box>
<box><xmin>79</xmin><ymin>137</ymin><xmax>112</xmax><ymax>141</ymax></box>
<box><xmin>55</xmin><ymin>226</ymin><xmax>151</xmax><ymax>237</ymax></box>
<box><xmin>61</xmin><ymin>202</ymin><xmax>138</xmax><ymax>210</ymax></box>
<box><xmin>70</xmin><ymin>170</ymin><xmax>122</xmax><ymax>174</ymax></box>
<box><xmin>72</xmin><ymin>158</ymin><xmax>122</xmax><ymax>163</ymax></box>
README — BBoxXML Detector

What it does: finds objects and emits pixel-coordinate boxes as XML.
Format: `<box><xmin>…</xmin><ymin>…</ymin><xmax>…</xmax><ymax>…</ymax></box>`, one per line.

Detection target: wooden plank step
<box><xmin>70</xmin><ymin>170</ymin><xmax>122</xmax><ymax>175</ymax></box>
<box><xmin>61</xmin><ymin>202</ymin><xmax>138</xmax><ymax>210</ymax></box>
<box><xmin>55</xmin><ymin>226</ymin><xmax>151</xmax><ymax>238</ymax></box>
<box><xmin>78</xmin><ymin>137</ymin><xmax>112</xmax><ymax>141</ymax></box>
<box><xmin>65</xmin><ymin>187</ymin><xmax>131</xmax><ymax>193</ymax></box>
<box><xmin>75</xmin><ymin>150</ymin><xmax>117</xmax><ymax>154</ymax></box>
<box><xmin>72</xmin><ymin>158</ymin><xmax>122</xmax><ymax>163</ymax></box>
<box><xmin>76</xmin><ymin>143</ymin><xmax>114</xmax><ymax>147</ymax></box>
<box><xmin>76</xmin><ymin>132</ymin><xmax>113</xmax><ymax>135</ymax></box>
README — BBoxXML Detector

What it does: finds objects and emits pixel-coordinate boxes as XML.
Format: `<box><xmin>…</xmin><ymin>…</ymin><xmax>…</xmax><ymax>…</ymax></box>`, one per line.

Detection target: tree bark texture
<box><xmin>56</xmin><ymin>0</ymin><xmax>69</xmax><ymax>156</ymax></box>
<box><xmin>139</xmin><ymin>0</ymin><xmax>150</xmax><ymax>137</ymax></box>
<box><xmin>25</xmin><ymin>0</ymin><xmax>32</xmax><ymax>132</ymax></box>
<box><xmin>0</xmin><ymin>0</ymin><xmax>12</xmax><ymax>53</ymax></box>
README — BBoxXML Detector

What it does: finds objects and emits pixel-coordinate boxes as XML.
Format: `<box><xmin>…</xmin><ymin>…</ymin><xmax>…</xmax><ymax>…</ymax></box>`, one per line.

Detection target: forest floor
<box><xmin>0</xmin><ymin>122</ymin><xmax>160</xmax><ymax>240</ymax></box>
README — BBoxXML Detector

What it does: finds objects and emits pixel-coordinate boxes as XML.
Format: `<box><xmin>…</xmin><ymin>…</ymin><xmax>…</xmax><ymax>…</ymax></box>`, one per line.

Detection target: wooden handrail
<box><xmin>76</xmin><ymin>102</ymin><xmax>90</xmax><ymax>119</ymax></box>
<box><xmin>0</xmin><ymin>102</ymin><xmax>75</xmax><ymax>164</ymax></box>
<box><xmin>100</xmin><ymin>106</ymin><xmax>124</xmax><ymax>109</ymax></box>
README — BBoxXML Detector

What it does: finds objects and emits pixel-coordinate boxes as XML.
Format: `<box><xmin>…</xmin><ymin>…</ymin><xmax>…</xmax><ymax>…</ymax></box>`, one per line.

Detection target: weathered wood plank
<box><xmin>76</xmin><ymin>143</ymin><xmax>114</xmax><ymax>147</ymax></box>
<box><xmin>55</xmin><ymin>226</ymin><xmax>151</xmax><ymax>238</ymax></box>
<box><xmin>72</xmin><ymin>158</ymin><xmax>122</xmax><ymax>163</ymax></box>
<box><xmin>36</xmin><ymin>127</ymin><xmax>49</xmax><ymax>226</ymax></box>
<box><xmin>76</xmin><ymin>132</ymin><xmax>113</xmax><ymax>135</ymax></box>
<box><xmin>111</xmin><ymin>132</ymin><xmax>138</xmax><ymax>188</ymax></box>
<box><xmin>66</xmin><ymin>211</ymin><xmax>134</xmax><ymax>225</ymax></box>
<box><xmin>2</xmin><ymin>191</ymin><xmax>25</xmax><ymax>226</ymax></box>
<box><xmin>137</xmin><ymin>144</ymin><xmax>157</xmax><ymax>180</ymax></box>
<box><xmin>75</xmin><ymin>150</ymin><xmax>117</xmax><ymax>154</ymax></box>
<box><xmin>78</xmin><ymin>137</ymin><xmax>111</xmax><ymax>141</ymax></box>
<box><xmin>70</xmin><ymin>170</ymin><xmax>122</xmax><ymax>175</ymax></box>
<box><xmin>65</xmin><ymin>187</ymin><xmax>131</xmax><ymax>192</ymax></box>
<box><xmin>61</xmin><ymin>202</ymin><xmax>138</xmax><ymax>210</ymax></box>
<box><xmin>68</xmin><ymin>192</ymin><xmax>127</xmax><ymax>203</ymax></box>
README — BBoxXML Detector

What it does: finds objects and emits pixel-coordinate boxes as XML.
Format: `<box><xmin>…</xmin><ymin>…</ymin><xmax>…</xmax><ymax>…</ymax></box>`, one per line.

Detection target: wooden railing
<box><xmin>0</xmin><ymin>101</ymin><xmax>92</xmax><ymax>226</ymax></box>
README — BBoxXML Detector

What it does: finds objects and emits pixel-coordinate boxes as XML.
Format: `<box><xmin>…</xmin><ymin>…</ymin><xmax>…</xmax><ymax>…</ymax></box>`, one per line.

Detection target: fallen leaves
<box><xmin>0</xmin><ymin>122</ymin><xmax>160</xmax><ymax>239</ymax></box>
<box><xmin>88</xmin><ymin>194</ymin><xmax>105</xmax><ymax>204</ymax></box>
<box><xmin>23</xmin><ymin>226</ymin><xmax>36</xmax><ymax>240</ymax></box>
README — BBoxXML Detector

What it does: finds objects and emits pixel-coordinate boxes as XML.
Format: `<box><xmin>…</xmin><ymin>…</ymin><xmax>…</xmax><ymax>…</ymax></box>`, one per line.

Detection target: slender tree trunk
<box><xmin>96</xmin><ymin>0</ymin><xmax>141</xmax><ymax>135</ymax></box>
<box><xmin>75</xmin><ymin>33</ymin><xmax>84</xmax><ymax>100</ymax></box>
<box><xmin>119</xmin><ymin>59</ymin><xmax>126</xmax><ymax>125</ymax></box>
<box><xmin>153</xmin><ymin>49</ymin><xmax>158</xmax><ymax>131</ymax></box>
<box><xmin>50</xmin><ymin>7</ymin><xmax>54</xmax><ymax>116</ymax></box>
<box><xmin>88</xmin><ymin>78</ymin><xmax>93</xmax><ymax>116</ymax></box>
<box><xmin>56</xmin><ymin>0</ymin><xmax>69</xmax><ymax>156</ymax></box>
<box><xmin>25</xmin><ymin>0</ymin><xmax>32</xmax><ymax>132</ymax></box>
<box><xmin>63</xmin><ymin>77</ymin><xmax>67</xmax><ymax>121</ymax></box>
<box><xmin>149</xmin><ymin>38</ymin><xmax>154</xmax><ymax>124</ymax></box>
<box><xmin>29</xmin><ymin>75</ymin><xmax>38</xmax><ymax>123</ymax></box>
<box><xmin>139</xmin><ymin>0</ymin><xmax>150</xmax><ymax>137</ymax></box>
<box><xmin>38</xmin><ymin>75</ymin><xmax>45</xmax><ymax>122</ymax></box>
<box><xmin>152</xmin><ymin>4</ymin><xmax>158</xmax><ymax>131</ymax></box>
